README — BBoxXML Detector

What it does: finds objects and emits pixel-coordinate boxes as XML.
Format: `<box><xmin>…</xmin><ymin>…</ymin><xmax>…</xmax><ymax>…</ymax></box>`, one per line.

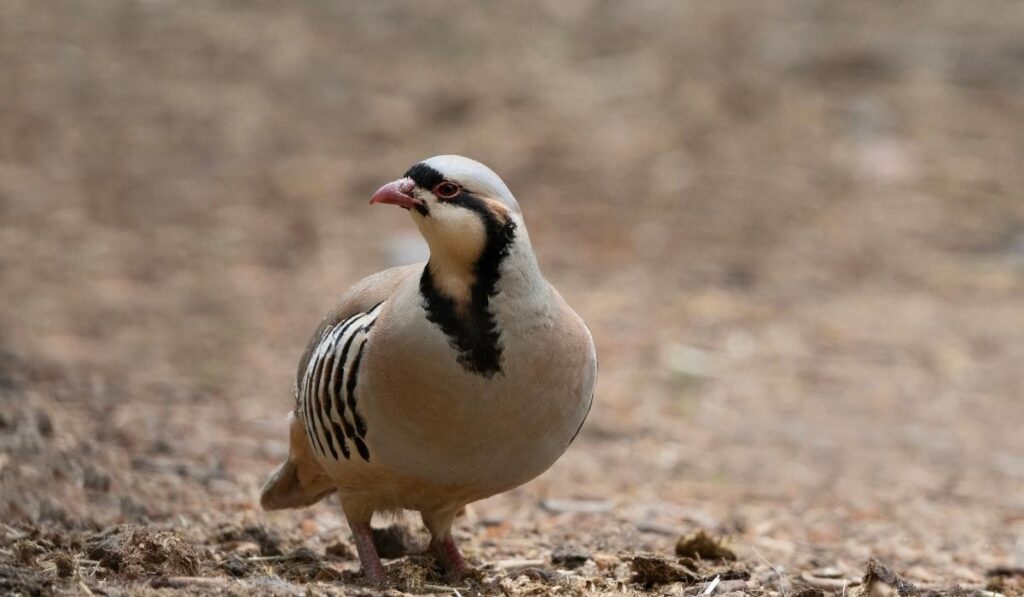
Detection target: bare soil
<box><xmin>2</xmin><ymin>2</ymin><xmax>1023</xmax><ymax>595</ymax></box>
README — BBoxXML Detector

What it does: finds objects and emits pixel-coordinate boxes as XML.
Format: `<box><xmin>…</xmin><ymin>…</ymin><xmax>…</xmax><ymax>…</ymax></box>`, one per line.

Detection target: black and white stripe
<box><xmin>299</xmin><ymin>302</ymin><xmax>382</xmax><ymax>462</ymax></box>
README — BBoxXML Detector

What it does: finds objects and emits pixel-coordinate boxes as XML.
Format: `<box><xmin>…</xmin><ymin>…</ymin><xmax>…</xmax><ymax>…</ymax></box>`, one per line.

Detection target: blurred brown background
<box><xmin>2</xmin><ymin>1</ymin><xmax>1023</xmax><ymax>594</ymax></box>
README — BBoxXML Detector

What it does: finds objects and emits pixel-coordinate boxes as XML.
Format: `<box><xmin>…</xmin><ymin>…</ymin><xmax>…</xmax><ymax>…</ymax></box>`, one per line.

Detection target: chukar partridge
<box><xmin>260</xmin><ymin>155</ymin><xmax>596</xmax><ymax>583</ymax></box>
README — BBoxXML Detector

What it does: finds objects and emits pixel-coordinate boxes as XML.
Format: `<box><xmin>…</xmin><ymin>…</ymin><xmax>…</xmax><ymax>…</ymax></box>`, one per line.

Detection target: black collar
<box><xmin>419</xmin><ymin>205</ymin><xmax>517</xmax><ymax>378</ymax></box>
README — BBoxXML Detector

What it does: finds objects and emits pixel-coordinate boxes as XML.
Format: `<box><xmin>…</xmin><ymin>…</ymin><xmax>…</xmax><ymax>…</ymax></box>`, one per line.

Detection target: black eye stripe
<box><xmin>404</xmin><ymin>162</ymin><xmax>479</xmax><ymax>198</ymax></box>
<box><xmin>404</xmin><ymin>163</ymin><xmax>445</xmax><ymax>190</ymax></box>
<box><xmin>402</xmin><ymin>162</ymin><xmax>497</xmax><ymax>212</ymax></box>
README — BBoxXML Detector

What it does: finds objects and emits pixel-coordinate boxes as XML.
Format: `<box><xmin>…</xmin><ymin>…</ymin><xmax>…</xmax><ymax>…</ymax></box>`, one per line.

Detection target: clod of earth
<box><xmin>675</xmin><ymin>530</ymin><xmax>736</xmax><ymax>561</ymax></box>
<box><xmin>85</xmin><ymin>525</ymin><xmax>200</xmax><ymax>579</ymax></box>
<box><xmin>53</xmin><ymin>552</ymin><xmax>77</xmax><ymax>578</ymax></box>
<box><xmin>859</xmin><ymin>558</ymin><xmax>920</xmax><ymax>597</ymax></box>
<box><xmin>551</xmin><ymin>545</ymin><xmax>591</xmax><ymax>570</ymax></box>
<box><xmin>13</xmin><ymin>539</ymin><xmax>44</xmax><ymax>566</ymax></box>
<box><xmin>381</xmin><ymin>556</ymin><xmax>436</xmax><ymax>592</ymax></box>
<box><xmin>213</xmin><ymin>522</ymin><xmax>283</xmax><ymax>557</ymax></box>
<box><xmin>630</xmin><ymin>552</ymin><xmax>699</xmax><ymax>586</ymax></box>
<box><xmin>284</xmin><ymin>546</ymin><xmax>320</xmax><ymax>563</ymax></box>
<box><xmin>325</xmin><ymin>540</ymin><xmax>355</xmax><ymax>559</ymax></box>
<box><xmin>219</xmin><ymin>555</ymin><xmax>253</xmax><ymax>578</ymax></box>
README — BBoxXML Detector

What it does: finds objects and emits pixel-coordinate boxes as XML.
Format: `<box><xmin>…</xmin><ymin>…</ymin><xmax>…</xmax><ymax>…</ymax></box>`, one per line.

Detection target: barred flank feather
<box><xmin>297</xmin><ymin>302</ymin><xmax>382</xmax><ymax>463</ymax></box>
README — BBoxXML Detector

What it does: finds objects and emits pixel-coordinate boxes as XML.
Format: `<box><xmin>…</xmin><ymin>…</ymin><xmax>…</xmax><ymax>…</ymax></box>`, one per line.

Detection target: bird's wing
<box><xmin>260</xmin><ymin>263</ymin><xmax>421</xmax><ymax>510</ymax></box>
<box><xmin>295</xmin><ymin>264</ymin><xmax>421</xmax><ymax>384</ymax></box>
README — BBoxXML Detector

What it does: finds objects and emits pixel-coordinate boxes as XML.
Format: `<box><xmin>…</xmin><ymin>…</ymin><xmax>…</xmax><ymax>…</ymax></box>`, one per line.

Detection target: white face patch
<box><xmin>413</xmin><ymin>200</ymin><xmax>488</xmax><ymax>303</ymax></box>
<box><xmin>399</xmin><ymin>156</ymin><xmax>524</xmax><ymax>305</ymax></box>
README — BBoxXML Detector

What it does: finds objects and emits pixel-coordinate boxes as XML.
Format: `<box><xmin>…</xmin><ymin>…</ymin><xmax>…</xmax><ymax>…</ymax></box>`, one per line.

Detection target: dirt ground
<box><xmin>2</xmin><ymin>2</ymin><xmax>1023</xmax><ymax>595</ymax></box>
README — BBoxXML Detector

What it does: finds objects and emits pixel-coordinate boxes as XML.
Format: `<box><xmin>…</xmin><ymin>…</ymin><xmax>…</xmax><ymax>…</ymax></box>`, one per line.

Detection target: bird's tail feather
<box><xmin>259</xmin><ymin>412</ymin><xmax>336</xmax><ymax>510</ymax></box>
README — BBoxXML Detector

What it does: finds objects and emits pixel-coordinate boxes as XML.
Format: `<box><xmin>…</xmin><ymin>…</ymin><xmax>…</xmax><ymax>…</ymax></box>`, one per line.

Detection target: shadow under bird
<box><xmin>260</xmin><ymin>155</ymin><xmax>597</xmax><ymax>583</ymax></box>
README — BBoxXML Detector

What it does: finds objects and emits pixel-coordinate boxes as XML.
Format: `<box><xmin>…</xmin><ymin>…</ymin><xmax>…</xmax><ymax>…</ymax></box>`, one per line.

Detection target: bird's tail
<box><xmin>259</xmin><ymin>411</ymin><xmax>336</xmax><ymax>510</ymax></box>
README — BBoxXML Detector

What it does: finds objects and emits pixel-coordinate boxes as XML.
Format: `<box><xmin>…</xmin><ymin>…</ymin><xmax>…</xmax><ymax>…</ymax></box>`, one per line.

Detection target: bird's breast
<box><xmin>359</xmin><ymin>292</ymin><xmax>595</xmax><ymax>491</ymax></box>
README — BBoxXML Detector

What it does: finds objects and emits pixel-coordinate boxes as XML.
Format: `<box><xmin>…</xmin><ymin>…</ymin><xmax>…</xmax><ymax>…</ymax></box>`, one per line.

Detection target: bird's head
<box><xmin>370</xmin><ymin>156</ymin><xmax>522</xmax><ymax>284</ymax></box>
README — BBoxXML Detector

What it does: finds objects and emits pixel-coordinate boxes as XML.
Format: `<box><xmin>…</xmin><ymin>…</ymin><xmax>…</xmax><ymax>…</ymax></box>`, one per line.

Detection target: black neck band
<box><xmin>419</xmin><ymin>202</ymin><xmax>517</xmax><ymax>378</ymax></box>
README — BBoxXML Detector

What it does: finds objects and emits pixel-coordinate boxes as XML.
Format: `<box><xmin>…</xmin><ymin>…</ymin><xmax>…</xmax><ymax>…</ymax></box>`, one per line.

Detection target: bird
<box><xmin>259</xmin><ymin>155</ymin><xmax>597</xmax><ymax>584</ymax></box>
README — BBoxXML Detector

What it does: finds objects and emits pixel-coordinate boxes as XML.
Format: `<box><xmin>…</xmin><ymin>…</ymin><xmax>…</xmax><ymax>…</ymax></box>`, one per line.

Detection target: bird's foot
<box><xmin>349</xmin><ymin>521</ymin><xmax>386</xmax><ymax>584</ymax></box>
<box><xmin>429</xmin><ymin>536</ymin><xmax>469</xmax><ymax>583</ymax></box>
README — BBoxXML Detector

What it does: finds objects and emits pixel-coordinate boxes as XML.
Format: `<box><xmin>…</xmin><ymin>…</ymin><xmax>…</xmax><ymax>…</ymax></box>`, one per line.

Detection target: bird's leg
<box><xmin>347</xmin><ymin>518</ymin><xmax>386</xmax><ymax>584</ymax></box>
<box><xmin>421</xmin><ymin>509</ymin><xmax>468</xmax><ymax>582</ymax></box>
<box><xmin>430</xmin><ymin>535</ymin><xmax>468</xmax><ymax>581</ymax></box>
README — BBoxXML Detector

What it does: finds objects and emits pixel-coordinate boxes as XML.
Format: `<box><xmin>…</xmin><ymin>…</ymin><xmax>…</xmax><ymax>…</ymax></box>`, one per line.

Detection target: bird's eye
<box><xmin>433</xmin><ymin>182</ymin><xmax>461</xmax><ymax>200</ymax></box>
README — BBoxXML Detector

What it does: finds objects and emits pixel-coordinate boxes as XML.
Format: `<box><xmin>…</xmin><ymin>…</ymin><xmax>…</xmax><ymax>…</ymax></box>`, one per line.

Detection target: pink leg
<box><xmin>348</xmin><ymin>520</ymin><xmax>386</xmax><ymax>584</ymax></box>
<box><xmin>422</xmin><ymin>509</ymin><xmax>469</xmax><ymax>582</ymax></box>
<box><xmin>430</xmin><ymin>535</ymin><xmax>468</xmax><ymax>582</ymax></box>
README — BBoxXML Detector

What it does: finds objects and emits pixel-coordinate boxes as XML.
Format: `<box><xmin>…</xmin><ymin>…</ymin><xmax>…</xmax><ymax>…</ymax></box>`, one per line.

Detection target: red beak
<box><xmin>369</xmin><ymin>178</ymin><xmax>423</xmax><ymax>211</ymax></box>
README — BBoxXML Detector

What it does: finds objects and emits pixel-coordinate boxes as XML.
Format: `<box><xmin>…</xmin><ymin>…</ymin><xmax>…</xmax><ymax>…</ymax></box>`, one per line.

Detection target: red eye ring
<box><xmin>433</xmin><ymin>182</ymin><xmax>461</xmax><ymax>200</ymax></box>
